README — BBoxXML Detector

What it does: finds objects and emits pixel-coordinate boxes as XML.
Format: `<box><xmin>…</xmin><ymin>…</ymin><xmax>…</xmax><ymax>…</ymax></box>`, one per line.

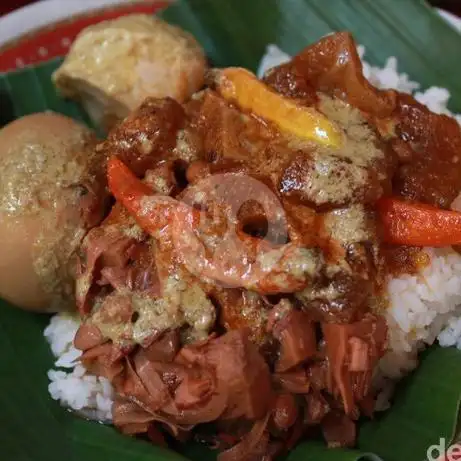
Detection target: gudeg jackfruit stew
<box><xmin>2</xmin><ymin>14</ymin><xmax>461</xmax><ymax>461</ymax></box>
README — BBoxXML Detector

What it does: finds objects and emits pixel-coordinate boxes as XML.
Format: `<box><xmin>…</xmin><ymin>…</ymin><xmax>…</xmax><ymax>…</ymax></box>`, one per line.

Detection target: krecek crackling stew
<box><xmin>1</xmin><ymin>18</ymin><xmax>461</xmax><ymax>461</ymax></box>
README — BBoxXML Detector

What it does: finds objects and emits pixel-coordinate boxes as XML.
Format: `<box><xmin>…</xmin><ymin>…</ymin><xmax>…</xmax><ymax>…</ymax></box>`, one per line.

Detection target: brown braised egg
<box><xmin>0</xmin><ymin>112</ymin><xmax>108</xmax><ymax>312</ymax></box>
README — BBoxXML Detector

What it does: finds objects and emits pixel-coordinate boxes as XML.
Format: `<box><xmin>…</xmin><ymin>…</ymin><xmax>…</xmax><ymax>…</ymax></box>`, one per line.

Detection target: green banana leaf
<box><xmin>2</xmin><ymin>1</ymin><xmax>461</xmax><ymax>461</ymax></box>
<box><xmin>161</xmin><ymin>0</ymin><xmax>461</xmax><ymax>112</ymax></box>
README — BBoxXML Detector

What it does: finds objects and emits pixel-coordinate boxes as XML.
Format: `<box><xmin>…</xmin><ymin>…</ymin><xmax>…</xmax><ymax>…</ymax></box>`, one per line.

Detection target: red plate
<box><xmin>0</xmin><ymin>1</ymin><xmax>169</xmax><ymax>73</ymax></box>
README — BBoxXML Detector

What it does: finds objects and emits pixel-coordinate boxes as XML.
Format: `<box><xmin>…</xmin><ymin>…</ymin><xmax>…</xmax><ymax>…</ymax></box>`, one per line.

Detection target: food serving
<box><xmin>2</xmin><ymin>12</ymin><xmax>461</xmax><ymax>461</ymax></box>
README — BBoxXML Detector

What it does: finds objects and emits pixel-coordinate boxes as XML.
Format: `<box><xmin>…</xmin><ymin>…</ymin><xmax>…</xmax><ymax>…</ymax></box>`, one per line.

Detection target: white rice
<box><xmin>45</xmin><ymin>43</ymin><xmax>461</xmax><ymax>421</ymax></box>
<box><xmin>380</xmin><ymin>249</ymin><xmax>461</xmax><ymax>378</ymax></box>
<box><xmin>44</xmin><ymin>313</ymin><xmax>113</xmax><ymax>421</ymax></box>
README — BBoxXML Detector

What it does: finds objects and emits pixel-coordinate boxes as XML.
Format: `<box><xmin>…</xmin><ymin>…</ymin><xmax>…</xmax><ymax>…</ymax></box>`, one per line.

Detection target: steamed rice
<box><xmin>45</xmin><ymin>43</ymin><xmax>461</xmax><ymax>421</ymax></box>
<box><xmin>44</xmin><ymin>313</ymin><xmax>114</xmax><ymax>421</ymax></box>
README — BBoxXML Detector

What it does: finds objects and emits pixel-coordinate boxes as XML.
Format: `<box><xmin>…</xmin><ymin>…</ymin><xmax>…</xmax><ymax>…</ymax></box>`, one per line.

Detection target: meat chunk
<box><xmin>271</xmin><ymin>393</ymin><xmax>298</xmax><ymax>431</ymax></box>
<box><xmin>270</xmin><ymin>303</ymin><xmax>317</xmax><ymax>372</ymax></box>
<box><xmin>322</xmin><ymin>315</ymin><xmax>388</xmax><ymax>415</ymax></box>
<box><xmin>297</xmin><ymin>271</ymin><xmax>372</xmax><ymax>324</ymax></box>
<box><xmin>280</xmin><ymin>153</ymin><xmax>382</xmax><ymax>209</ymax></box>
<box><xmin>290</xmin><ymin>32</ymin><xmax>396</xmax><ymax>117</ymax></box>
<box><xmin>321</xmin><ymin>411</ymin><xmax>356</xmax><ymax>448</ymax></box>
<box><xmin>274</xmin><ymin>369</ymin><xmax>310</xmax><ymax>394</ymax></box>
<box><xmin>263</xmin><ymin>61</ymin><xmax>317</xmax><ymax>106</ymax></box>
<box><xmin>89</xmin><ymin>329</ymin><xmax>274</xmax><ymax>446</ymax></box>
<box><xmin>305</xmin><ymin>392</ymin><xmax>330</xmax><ymax>425</ymax></box>
<box><xmin>97</xmin><ymin>97</ymin><xmax>186</xmax><ymax>175</ymax></box>
<box><xmin>204</xmin><ymin>330</ymin><xmax>274</xmax><ymax>420</ymax></box>
<box><xmin>214</xmin><ymin>288</ymin><xmax>269</xmax><ymax>344</ymax></box>
<box><xmin>392</xmin><ymin>93</ymin><xmax>461</xmax><ymax>208</ymax></box>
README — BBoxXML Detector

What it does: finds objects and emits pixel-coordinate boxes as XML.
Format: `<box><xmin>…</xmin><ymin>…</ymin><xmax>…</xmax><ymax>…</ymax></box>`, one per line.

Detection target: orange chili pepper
<box><xmin>377</xmin><ymin>197</ymin><xmax>461</xmax><ymax>247</ymax></box>
<box><xmin>215</xmin><ymin>67</ymin><xmax>342</xmax><ymax>148</ymax></box>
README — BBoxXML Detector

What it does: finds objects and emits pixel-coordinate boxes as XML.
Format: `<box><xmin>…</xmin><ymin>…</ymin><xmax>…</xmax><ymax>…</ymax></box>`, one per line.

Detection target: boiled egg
<box><xmin>0</xmin><ymin>112</ymin><xmax>108</xmax><ymax>312</ymax></box>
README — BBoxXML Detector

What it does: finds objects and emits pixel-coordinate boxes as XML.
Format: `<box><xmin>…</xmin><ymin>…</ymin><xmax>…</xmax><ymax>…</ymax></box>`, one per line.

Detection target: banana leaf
<box><xmin>2</xmin><ymin>1</ymin><xmax>461</xmax><ymax>460</ymax></box>
<box><xmin>161</xmin><ymin>0</ymin><xmax>461</xmax><ymax>112</ymax></box>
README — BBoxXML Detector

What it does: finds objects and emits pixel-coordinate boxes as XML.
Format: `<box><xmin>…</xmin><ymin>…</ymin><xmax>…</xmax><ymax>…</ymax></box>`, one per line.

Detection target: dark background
<box><xmin>1</xmin><ymin>0</ymin><xmax>461</xmax><ymax>17</ymax></box>
<box><xmin>431</xmin><ymin>0</ymin><xmax>461</xmax><ymax>16</ymax></box>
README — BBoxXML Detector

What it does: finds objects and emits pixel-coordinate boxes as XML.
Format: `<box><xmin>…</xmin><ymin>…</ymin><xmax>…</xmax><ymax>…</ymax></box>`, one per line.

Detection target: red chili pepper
<box><xmin>377</xmin><ymin>197</ymin><xmax>461</xmax><ymax>247</ymax></box>
<box><xmin>107</xmin><ymin>157</ymin><xmax>173</xmax><ymax>234</ymax></box>
<box><xmin>107</xmin><ymin>157</ymin><xmax>153</xmax><ymax>209</ymax></box>
<box><xmin>107</xmin><ymin>157</ymin><xmax>202</xmax><ymax>237</ymax></box>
